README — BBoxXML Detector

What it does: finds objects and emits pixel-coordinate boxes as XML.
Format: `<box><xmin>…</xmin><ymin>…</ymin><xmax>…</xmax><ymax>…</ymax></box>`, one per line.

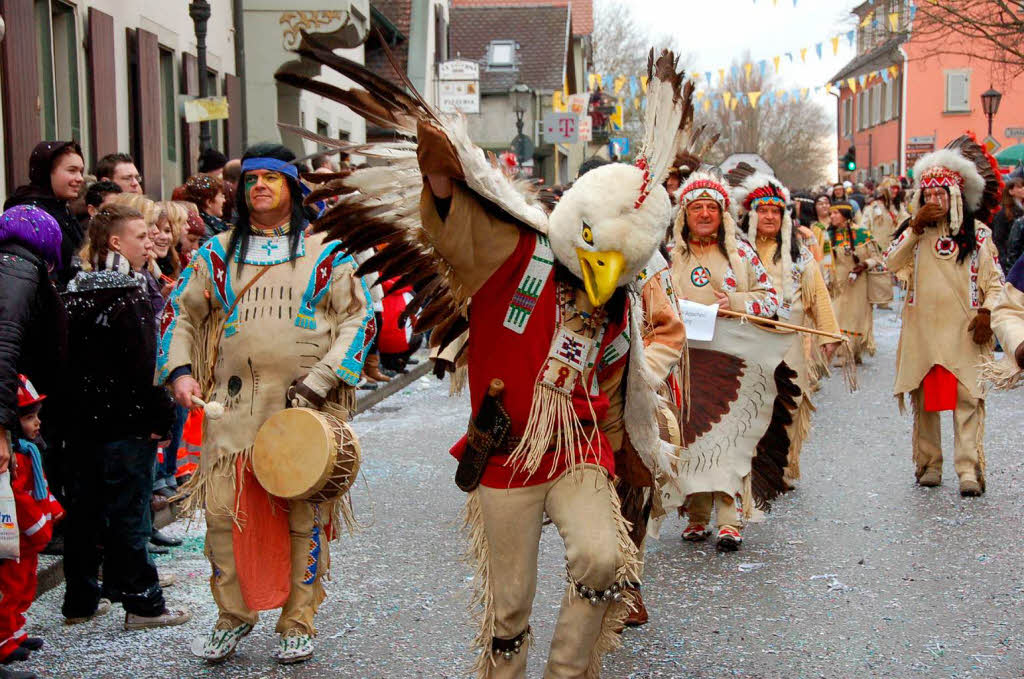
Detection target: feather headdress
<box><xmin>912</xmin><ymin>133</ymin><xmax>1003</xmax><ymax>231</ymax></box>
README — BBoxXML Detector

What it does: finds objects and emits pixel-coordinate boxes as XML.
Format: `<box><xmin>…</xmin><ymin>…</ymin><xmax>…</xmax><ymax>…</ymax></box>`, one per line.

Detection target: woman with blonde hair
<box><xmin>154</xmin><ymin>201</ymin><xmax>188</xmax><ymax>280</ymax></box>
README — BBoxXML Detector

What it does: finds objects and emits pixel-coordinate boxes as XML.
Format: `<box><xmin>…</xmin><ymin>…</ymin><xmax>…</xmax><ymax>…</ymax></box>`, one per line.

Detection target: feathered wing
<box><xmin>272</xmin><ymin>30</ymin><xmax>549</xmax><ymax>337</ymax></box>
<box><xmin>724</xmin><ymin>161</ymin><xmax>758</xmax><ymax>189</ymax></box>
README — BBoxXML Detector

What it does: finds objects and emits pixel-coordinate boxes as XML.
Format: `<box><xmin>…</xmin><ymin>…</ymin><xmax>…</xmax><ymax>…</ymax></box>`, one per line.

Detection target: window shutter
<box><xmin>131</xmin><ymin>28</ymin><xmax>163</xmax><ymax>199</ymax></box>
<box><xmin>946</xmin><ymin>72</ymin><xmax>969</xmax><ymax>112</ymax></box>
<box><xmin>87</xmin><ymin>8</ymin><xmax>118</xmax><ymax>165</ymax></box>
<box><xmin>0</xmin><ymin>0</ymin><xmax>40</xmax><ymax>190</ymax></box>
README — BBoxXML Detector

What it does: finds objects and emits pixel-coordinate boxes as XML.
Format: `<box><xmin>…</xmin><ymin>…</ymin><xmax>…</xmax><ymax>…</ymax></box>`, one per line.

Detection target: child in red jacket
<box><xmin>0</xmin><ymin>376</ymin><xmax>63</xmax><ymax>665</ymax></box>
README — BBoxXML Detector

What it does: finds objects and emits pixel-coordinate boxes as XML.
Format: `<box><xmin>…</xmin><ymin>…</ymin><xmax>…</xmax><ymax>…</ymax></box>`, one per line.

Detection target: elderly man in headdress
<box><xmin>159</xmin><ymin>143</ymin><xmax>374</xmax><ymax>664</ymax></box>
<box><xmin>884</xmin><ymin>136</ymin><xmax>1004</xmax><ymax>496</ymax></box>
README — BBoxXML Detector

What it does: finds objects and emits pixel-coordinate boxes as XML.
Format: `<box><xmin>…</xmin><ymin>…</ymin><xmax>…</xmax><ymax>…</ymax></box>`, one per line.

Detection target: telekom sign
<box><xmin>543</xmin><ymin>113</ymin><xmax>579</xmax><ymax>143</ymax></box>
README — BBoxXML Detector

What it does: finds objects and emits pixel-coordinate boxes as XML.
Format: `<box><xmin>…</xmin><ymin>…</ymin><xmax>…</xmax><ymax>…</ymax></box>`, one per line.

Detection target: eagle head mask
<box><xmin>548</xmin><ymin>163</ymin><xmax>670</xmax><ymax>307</ymax></box>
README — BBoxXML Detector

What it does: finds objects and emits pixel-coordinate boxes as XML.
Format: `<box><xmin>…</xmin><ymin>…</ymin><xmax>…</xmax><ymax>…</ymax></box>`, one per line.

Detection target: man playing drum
<box><xmin>158</xmin><ymin>143</ymin><xmax>374</xmax><ymax>665</ymax></box>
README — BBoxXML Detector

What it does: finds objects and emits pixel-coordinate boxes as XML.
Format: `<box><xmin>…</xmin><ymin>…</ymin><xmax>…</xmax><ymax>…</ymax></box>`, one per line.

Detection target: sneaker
<box><xmin>147</xmin><ymin>543</ymin><xmax>169</xmax><ymax>555</ymax></box>
<box><xmin>0</xmin><ymin>666</ymin><xmax>38</xmax><ymax>679</ymax></box>
<box><xmin>158</xmin><ymin>572</ymin><xmax>176</xmax><ymax>588</ymax></box>
<box><xmin>959</xmin><ymin>478</ymin><xmax>983</xmax><ymax>497</ymax></box>
<box><xmin>917</xmin><ymin>468</ymin><xmax>942</xmax><ymax>487</ymax></box>
<box><xmin>682</xmin><ymin>523</ymin><xmax>710</xmax><ymax>542</ymax></box>
<box><xmin>124</xmin><ymin>606</ymin><xmax>192</xmax><ymax>631</ymax></box>
<box><xmin>64</xmin><ymin>598</ymin><xmax>112</xmax><ymax>625</ymax></box>
<box><xmin>190</xmin><ymin>623</ymin><xmax>254</xmax><ymax>663</ymax></box>
<box><xmin>275</xmin><ymin>630</ymin><xmax>314</xmax><ymax>665</ymax></box>
<box><xmin>3</xmin><ymin>647</ymin><xmax>29</xmax><ymax>662</ymax></box>
<box><xmin>716</xmin><ymin>525</ymin><xmax>742</xmax><ymax>552</ymax></box>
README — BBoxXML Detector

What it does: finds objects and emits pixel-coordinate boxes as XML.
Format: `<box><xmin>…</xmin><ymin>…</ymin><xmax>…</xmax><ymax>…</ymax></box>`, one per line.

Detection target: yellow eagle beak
<box><xmin>576</xmin><ymin>248</ymin><xmax>625</xmax><ymax>307</ymax></box>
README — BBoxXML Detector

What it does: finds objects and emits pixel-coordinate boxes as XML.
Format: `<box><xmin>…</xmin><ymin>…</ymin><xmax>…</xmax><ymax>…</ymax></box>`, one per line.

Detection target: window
<box><xmin>487</xmin><ymin>40</ymin><xmax>515</xmax><ymax>69</ymax></box>
<box><xmin>206</xmin><ymin>69</ymin><xmax>221</xmax><ymax>150</ymax></box>
<box><xmin>872</xmin><ymin>85</ymin><xmax>882</xmax><ymax>126</ymax></box>
<box><xmin>842</xmin><ymin>97</ymin><xmax>853</xmax><ymax>137</ymax></box>
<box><xmin>880</xmin><ymin>81</ymin><xmax>890</xmax><ymax>121</ymax></box>
<box><xmin>160</xmin><ymin>49</ymin><xmax>177</xmax><ymax>162</ymax></box>
<box><xmin>35</xmin><ymin>1</ymin><xmax>82</xmax><ymax>142</ymax></box>
<box><xmin>945</xmin><ymin>70</ymin><xmax>970</xmax><ymax>112</ymax></box>
<box><xmin>316</xmin><ymin>118</ymin><xmax>330</xmax><ymax>151</ymax></box>
<box><xmin>857</xmin><ymin>91</ymin><xmax>865</xmax><ymax>130</ymax></box>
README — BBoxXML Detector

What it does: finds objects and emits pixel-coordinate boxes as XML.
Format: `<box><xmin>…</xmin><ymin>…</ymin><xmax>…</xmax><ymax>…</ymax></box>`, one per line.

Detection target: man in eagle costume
<box><xmin>276</xmin><ymin>38</ymin><xmax>702</xmax><ymax>678</ymax></box>
<box><xmin>884</xmin><ymin>134</ymin><xmax>1004</xmax><ymax>496</ymax></box>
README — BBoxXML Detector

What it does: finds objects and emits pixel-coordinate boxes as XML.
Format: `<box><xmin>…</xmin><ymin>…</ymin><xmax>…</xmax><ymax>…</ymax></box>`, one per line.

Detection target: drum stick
<box><xmin>717</xmin><ymin>308</ymin><xmax>845</xmax><ymax>341</ymax></box>
<box><xmin>190</xmin><ymin>394</ymin><xmax>225</xmax><ymax>420</ymax></box>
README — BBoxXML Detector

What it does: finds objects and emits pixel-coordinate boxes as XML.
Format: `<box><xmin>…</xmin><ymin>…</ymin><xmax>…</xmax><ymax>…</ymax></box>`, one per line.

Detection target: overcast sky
<box><xmin>620</xmin><ymin>0</ymin><xmax>862</xmax><ymax>106</ymax></box>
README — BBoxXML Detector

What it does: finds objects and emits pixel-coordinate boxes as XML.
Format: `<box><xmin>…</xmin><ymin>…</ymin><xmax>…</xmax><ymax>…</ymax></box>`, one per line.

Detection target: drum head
<box><xmin>253</xmin><ymin>408</ymin><xmax>334</xmax><ymax>500</ymax></box>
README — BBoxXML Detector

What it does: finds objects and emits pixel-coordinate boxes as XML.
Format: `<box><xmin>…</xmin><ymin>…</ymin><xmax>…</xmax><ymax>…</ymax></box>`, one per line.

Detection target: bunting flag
<box><xmin>640</xmin><ymin>75</ymin><xmax>649</xmax><ymax>93</ymax></box>
<box><xmin>613</xmin><ymin>75</ymin><xmax>626</xmax><ymax>95</ymax></box>
<box><xmin>800</xmin><ymin>87</ymin><xmax>808</xmax><ymax>99</ymax></box>
<box><xmin>588</xmin><ymin>73</ymin><xmax>600</xmax><ymax>90</ymax></box>
<box><xmin>860</xmin><ymin>10</ymin><xmax>873</xmax><ymax>27</ymax></box>
<box><xmin>888</xmin><ymin>12</ymin><xmax>899</xmax><ymax>31</ymax></box>
<box><xmin>552</xmin><ymin>90</ymin><xmax>565</xmax><ymax>112</ymax></box>
<box><xmin>888</xmin><ymin>65</ymin><xmax>899</xmax><ymax>78</ymax></box>
<box><xmin>815</xmin><ymin>43</ymin><xmax>823</xmax><ymax>59</ymax></box>
<box><xmin>723</xmin><ymin>91</ymin><xmax>734</xmax><ymax>109</ymax></box>
<box><xmin>800</xmin><ymin>47</ymin><xmax>808</xmax><ymax>62</ymax></box>
<box><xmin>629</xmin><ymin>75</ymin><xmax>639</xmax><ymax>99</ymax></box>
<box><xmin>773</xmin><ymin>55</ymin><xmax>781</xmax><ymax>73</ymax></box>
<box><xmin>831</xmin><ymin>36</ymin><xmax>840</xmax><ymax>55</ymax></box>
<box><xmin>846</xmin><ymin>30</ymin><xmax>855</xmax><ymax>48</ymax></box>
<box><xmin>704</xmin><ymin>99</ymin><xmax>711</xmax><ymax>112</ymax></box>
<box><xmin>758</xmin><ymin>59</ymin><xmax>767</xmax><ymax>77</ymax></box>
<box><xmin>749</xmin><ymin>91</ymin><xmax>762</xmax><ymax>108</ymax></box>
<box><xmin>706</xmin><ymin>71</ymin><xmax>713</xmax><ymax>87</ymax></box>
<box><xmin>744</xmin><ymin>62</ymin><xmax>753</xmax><ymax>79</ymax></box>
<box><xmin>848</xmin><ymin>77</ymin><xmax>858</xmax><ymax>93</ymax></box>
<box><xmin>719</xmin><ymin>68</ymin><xmax>726</xmax><ymax>84</ymax></box>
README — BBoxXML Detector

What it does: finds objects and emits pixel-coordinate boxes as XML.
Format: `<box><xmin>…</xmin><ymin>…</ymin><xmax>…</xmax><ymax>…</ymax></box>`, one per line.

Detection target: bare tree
<box><xmin>910</xmin><ymin>1</ymin><xmax>1024</xmax><ymax>77</ymax></box>
<box><xmin>591</xmin><ymin>1</ymin><xmax>691</xmax><ymax>154</ymax></box>
<box><xmin>696</xmin><ymin>54</ymin><xmax>833</xmax><ymax>190</ymax></box>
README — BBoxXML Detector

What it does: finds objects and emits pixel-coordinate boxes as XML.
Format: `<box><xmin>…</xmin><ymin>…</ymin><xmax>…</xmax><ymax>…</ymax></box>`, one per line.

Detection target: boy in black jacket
<box><xmin>60</xmin><ymin>204</ymin><xmax>190</xmax><ymax>630</ymax></box>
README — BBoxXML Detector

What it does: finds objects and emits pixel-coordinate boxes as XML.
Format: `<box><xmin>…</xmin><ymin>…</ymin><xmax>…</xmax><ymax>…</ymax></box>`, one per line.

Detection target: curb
<box><xmin>35</xmin><ymin>361</ymin><xmax>434</xmax><ymax>600</ymax></box>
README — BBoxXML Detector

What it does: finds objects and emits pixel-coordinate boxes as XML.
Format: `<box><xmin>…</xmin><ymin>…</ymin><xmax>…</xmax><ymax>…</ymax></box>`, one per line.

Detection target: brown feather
<box><xmin>749</xmin><ymin>362</ymin><xmax>800</xmax><ymax>511</ymax></box>
<box><xmin>413</xmin><ymin>293</ymin><xmax>458</xmax><ymax>333</ymax></box>
<box><xmin>301</xmin><ymin>169</ymin><xmax>353</xmax><ymax>185</ymax></box>
<box><xmin>354</xmin><ymin>240</ymin><xmax>421</xmax><ymax>279</ymax></box>
<box><xmin>399</xmin><ymin>275</ymin><xmax>445</xmax><ymax>326</ymax></box>
<box><xmin>725</xmin><ymin>161</ymin><xmax>758</xmax><ymax>188</ymax></box>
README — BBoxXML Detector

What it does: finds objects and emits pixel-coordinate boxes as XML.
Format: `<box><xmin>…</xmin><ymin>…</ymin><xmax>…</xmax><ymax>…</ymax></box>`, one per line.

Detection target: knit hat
<box><xmin>185</xmin><ymin>208</ymin><xmax>206</xmax><ymax>237</ymax></box>
<box><xmin>17</xmin><ymin>374</ymin><xmax>46</xmax><ymax>411</ymax></box>
<box><xmin>0</xmin><ymin>204</ymin><xmax>63</xmax><ymax>267</ymax></box>
<box><xmin>199</xmin><ymin>148</ymin><xmax>228</xmax><ymax>174</ymax></box>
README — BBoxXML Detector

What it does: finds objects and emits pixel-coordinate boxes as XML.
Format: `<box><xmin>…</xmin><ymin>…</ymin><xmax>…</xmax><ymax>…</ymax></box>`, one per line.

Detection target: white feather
<box><xmin>912</xmin><ymin>148</ymin><xmax>985</xmax><ymax>211</ymax></box>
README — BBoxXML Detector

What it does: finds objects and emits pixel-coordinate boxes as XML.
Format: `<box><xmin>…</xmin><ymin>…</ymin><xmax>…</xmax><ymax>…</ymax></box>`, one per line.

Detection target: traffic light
<box><xmin>841</xmin><ymin>145</ymin><xmax>857</xmax><ymax>172</ymax></box>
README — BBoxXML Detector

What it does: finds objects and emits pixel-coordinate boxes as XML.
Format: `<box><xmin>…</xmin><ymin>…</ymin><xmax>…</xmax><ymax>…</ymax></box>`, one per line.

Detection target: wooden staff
<box><xmin>717</xmin><ymin>308</ymin><xmax>845</xmax><ymax>342</ymax></box>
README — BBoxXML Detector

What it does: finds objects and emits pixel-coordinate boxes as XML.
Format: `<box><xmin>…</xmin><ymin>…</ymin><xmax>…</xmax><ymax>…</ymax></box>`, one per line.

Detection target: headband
<box><xmin>918</xmin><ymin>167</ymin><xmax>963</xmax><ymax>190</ymax></box>
<box><xmin>679</xmin><ymin>178</ymin><xmax>730</xmax><ymax>210</ymax></box>
<box><xmin>750</xmin><ymin>196</ymin><xmax>786</xmax><ymax>210</ymax></box>
<box><xmin>241</xmin><ymin>157</ymin><xmax>299</xmax><ymax>180</ymax></box>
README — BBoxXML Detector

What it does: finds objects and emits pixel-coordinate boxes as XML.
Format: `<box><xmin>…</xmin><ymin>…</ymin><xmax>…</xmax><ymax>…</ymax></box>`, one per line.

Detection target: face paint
<box><xmin>245</xmin><ymin>170</ymin><xmax>287</xmax><ymax>211</ymax></box>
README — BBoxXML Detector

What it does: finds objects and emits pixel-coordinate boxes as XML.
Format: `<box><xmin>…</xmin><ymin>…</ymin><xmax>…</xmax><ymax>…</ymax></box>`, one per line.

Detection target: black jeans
<box><xmin>62</xmin><ymin>438</ymin><xmax>165</xmax><ymax>618</ymax></box>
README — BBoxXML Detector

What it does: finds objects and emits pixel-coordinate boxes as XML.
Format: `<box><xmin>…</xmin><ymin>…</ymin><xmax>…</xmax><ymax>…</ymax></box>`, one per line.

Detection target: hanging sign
<box><xmin>184</xmin><ymin>96</ymin><xmax>229</xmax><ymax>123</ymax></box>
<box><xmin>438</xmin><ymin>81</ymin><xmax>480</xmax><ymax>114</ymax></box>
<box><xmin>543</xmin><ymin>112</ymin><xmax>579</xmax><ymax>143</ymax></box>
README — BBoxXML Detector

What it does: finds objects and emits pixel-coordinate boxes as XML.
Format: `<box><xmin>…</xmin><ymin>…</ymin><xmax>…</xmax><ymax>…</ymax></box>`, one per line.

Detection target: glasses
<box><xmin>117</xmin><ymin>174</ymin><xmax>143</xmax><ymax>184</ymax></box>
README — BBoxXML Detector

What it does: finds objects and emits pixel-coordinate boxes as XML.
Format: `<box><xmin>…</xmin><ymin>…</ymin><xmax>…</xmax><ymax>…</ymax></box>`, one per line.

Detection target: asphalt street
<box><xmin>30</xmin><ymin>307</ymin><xmax>1024</xmax><ymax>678</ymax></box>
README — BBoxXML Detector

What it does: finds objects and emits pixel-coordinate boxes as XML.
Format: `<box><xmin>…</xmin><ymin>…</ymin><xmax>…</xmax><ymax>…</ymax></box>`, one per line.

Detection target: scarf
<box><xmin>16</xmin><ymin>439</ymin><xmax>48</xmax><ymax>501</ymax></box>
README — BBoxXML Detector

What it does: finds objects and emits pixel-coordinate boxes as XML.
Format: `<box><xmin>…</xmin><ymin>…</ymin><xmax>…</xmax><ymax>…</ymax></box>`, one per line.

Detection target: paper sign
<box><xmin>184</xmin><ymin>96</ymin><xmax>229</xmax><ymax>123</ymax></box>
<box><xmin>678</xmin><ymin>299</ymin><xmax>718</xmax><ymax>341</ymax></box>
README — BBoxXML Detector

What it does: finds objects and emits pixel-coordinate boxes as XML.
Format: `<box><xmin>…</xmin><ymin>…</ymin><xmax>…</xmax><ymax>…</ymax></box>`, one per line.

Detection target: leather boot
<box><xmin>623</xmin><ymin>587</ymin><xmax>648</xmax><ymax>627</ymax></box>
<box><xmin>363</xmin><ymin>354</ymin><xmax>391</xmax><ymax>383</ymax></box>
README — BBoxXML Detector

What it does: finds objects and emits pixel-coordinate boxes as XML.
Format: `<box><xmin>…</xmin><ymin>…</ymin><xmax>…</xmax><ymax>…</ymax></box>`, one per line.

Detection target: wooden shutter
<box><xmin>224</xmin><ymin>73</ymin><xmax>243</xmax><ymax>158</ymax></box>
<box><xmin>130</xmin><ymin>28</ymin><xmax>162</xmax><ymax>198</ymax></box>
<box><xmin>0</xmin><ymin>0</ymin><xmax>40</xmax><ymax>191</ymax></box>
<box><xmin>87</xmin><ymin>8</ymin><xmax>118</xmax><ymax>166</ymax></box>
<box><xmin>181</xmin><ymin>53</ymin><xmax>199</xmax><ymax>179</ymax></box>
<box><xmin>946</xmin><ymin>72</ymin><xmax>969</xmax><ymax>112</ymax></box>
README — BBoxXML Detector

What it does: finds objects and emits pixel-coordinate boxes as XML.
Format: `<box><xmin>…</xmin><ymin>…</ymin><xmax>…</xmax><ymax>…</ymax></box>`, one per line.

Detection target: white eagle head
<box><xmin>548</xmin><ymin>163</ymin><xmax>670</xmax><ymax>307</ymax></box>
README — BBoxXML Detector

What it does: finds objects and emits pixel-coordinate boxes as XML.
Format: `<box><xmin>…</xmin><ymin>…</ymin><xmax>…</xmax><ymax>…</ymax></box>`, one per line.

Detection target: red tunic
<box><xmin>449</xmin><ymin>231</ymin><xmax>629</xmax><ymax>488</ymax></box>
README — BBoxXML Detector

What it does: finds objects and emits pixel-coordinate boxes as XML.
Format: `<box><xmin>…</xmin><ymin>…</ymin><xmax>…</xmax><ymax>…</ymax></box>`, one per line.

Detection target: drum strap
<box><xmin>202</xmin><ymin>265</ymin><xmax>275</xmax><ymax>394</ymax></box>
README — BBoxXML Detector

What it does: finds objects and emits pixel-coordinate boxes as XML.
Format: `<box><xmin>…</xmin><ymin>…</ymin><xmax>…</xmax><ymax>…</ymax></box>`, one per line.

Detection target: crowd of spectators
<box><xmin>0</xmin><ymin>142</ymin><xmax>424</xmax><ymax>679</ymax></box>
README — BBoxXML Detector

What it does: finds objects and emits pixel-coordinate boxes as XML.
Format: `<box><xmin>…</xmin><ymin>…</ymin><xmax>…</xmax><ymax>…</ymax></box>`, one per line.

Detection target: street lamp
<box><xmin>509</xmin><ymin>84</ymin><xmax>534</xmax><ymax>168</ymax></box>
<box><xmin>189</xmin><ymin>0</ymin><xmax>212</xmax><ymax>152</ymax></box>
<box><xmin>981</xmin><ymin>86</ymin><xmax>1002</xmax><ymax>137</ymax></box>
<box><xmin>511</xmin><ymin>84</ymin><xmax>531</xmax><ymax>138</ymax></box>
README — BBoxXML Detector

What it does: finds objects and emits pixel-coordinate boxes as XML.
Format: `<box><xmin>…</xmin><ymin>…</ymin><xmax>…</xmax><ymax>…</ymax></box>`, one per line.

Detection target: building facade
<box><xmin>831</xmin><ymin>0</ymin><xmax>1024</xmax><ymax>182</ymax></box>
<box><xmin>0</xmin><ymin>0</ymin><xmax>369</xmax><ymax>201</ymax></box>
